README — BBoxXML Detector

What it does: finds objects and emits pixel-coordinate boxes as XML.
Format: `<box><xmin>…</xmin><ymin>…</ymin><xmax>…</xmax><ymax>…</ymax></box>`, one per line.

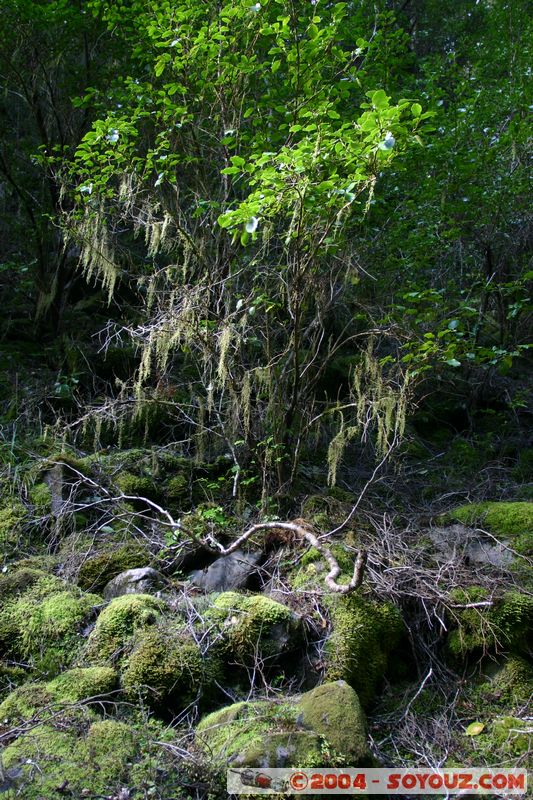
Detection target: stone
<box><xmin>196</xmin><ymin>680</ymin><xmax>370</xmax><ymax>768</ymax></box>
<box><xmin>102</xmin><ymin>567</ymin><xmax>168</xmax><ymax>600</ymax></box>
<box><xmin>188</xmin><ymin>549</ymin><xmax>261</xmax><ymax>592</ymax></box>
<box><xmin>428</xmin><ymin>524</ymin><xmax>515</xmax><ymax>567</ymax></box>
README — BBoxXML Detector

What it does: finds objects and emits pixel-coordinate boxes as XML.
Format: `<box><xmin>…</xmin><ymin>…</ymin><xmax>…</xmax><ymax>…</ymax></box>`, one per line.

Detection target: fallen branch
<box><xmin>203</xmin><ymin>520</ymin><xmax>366</xmax><ymax>594</ymax></box>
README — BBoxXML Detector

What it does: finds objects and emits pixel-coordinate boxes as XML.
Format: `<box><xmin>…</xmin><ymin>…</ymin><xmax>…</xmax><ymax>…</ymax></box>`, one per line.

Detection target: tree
<box><xmin>63</xmin><ymin>0</ymin><xmax>427</xmax><ymax>500</ymax></box>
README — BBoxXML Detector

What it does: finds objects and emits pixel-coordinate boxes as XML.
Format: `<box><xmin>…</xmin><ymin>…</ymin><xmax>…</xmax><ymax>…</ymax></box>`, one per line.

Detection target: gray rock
<box><xmin>188</xmin><ymin>549</ymin><xmax>262</xmax><ymax>592</ymax></box>
<box><xmin>428</xmin><ymin>524</ymin><xmax>514</xmax><ymax>567</ymax></box>
<box><xmin>103</xmin><ymin>567</ymin><xmax>168</xmax><ymax>600</ymax></box>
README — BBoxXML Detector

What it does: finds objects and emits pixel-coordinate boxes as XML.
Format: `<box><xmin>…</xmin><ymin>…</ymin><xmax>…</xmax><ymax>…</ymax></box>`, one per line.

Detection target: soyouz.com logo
<box><xmin>227</xmin><ymin>768</ymin><xmax>528</xmax><ymax>794</ymax></box>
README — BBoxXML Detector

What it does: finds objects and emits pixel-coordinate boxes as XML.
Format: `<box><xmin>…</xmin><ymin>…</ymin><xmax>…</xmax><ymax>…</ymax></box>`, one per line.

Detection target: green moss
<box><xmin>0</xmin><ymin>667</ymin><xmax>117</xmax><ymax>727</ymax></box>
<box><xmin>446</xmin><ymin>501</ymin><xmax>533</xmax><ymax>555</ymax></box>
<box><xmin>121</xmin><ymin>626</ymin><xmax>217</xmax><ymax>709</ymax></box>
<box><xmin>297</xmin><ymin>681</ymin><xmax>369</xmax><ymax>764</ymax></box>
<box><xmin>47</xmin><ymin>666</ymin><xmax>117</xmax><ymax>702</ymax></box>
<box><xmin>299</xmin><ymin>547</ymin><xmax>321</xmax><ymax>567</ymax></box>
<box><xmin>209</xmin><ymin>591</ymin><xmax>299</xmax><ymax>665</ymax></box>
<box><xmin>447</xmin><ymin>588</ymin><xmax>533</xmax><ymax>660</ymax></box>
<box><xmin>492</xmin><ymin>657</ymin><xmax>533</xmax><ymax>704</ymax></box>
<box><xmin>301</xmin><ymin>494</ymin><xmax>351</xmax><ymax>529</ymax></box>
<box><xmin>77</xmin><ymin>544</ymin><xmax>150</xmax><ymax>592</ymax></box>
<box><xmin>197</xmin><ymin>698</ymin><xmax>320</xmax><ymax>768</ymax></box>
<box><xmin>115</xmin><ymin>471</ymin><xmax>158</xmax><ymax>500</ymax></box>
<box><xmin>0</xmin><ymin>567</ymin><xmax>48</xmax><ymax>607</ymax></box>
<box><xmin>324</xmin><ymin>593</ymin><xmax>404</xmax><ymax>707</ymax></box>
<box><xmin>492</xmin><ymin>716</ymin><xmax>532</xmax><ymax>756</ymax></box>
<box><xmin>165</xmin><ymin>473</ymin><xmax>188</xmax><ymax>500</ymax></box>
<box><xmin>0</xmin><ymin>682</ymin><xmax>53</xmax><ymax>724</ymax></box>
<box><xmin>28</xmin><ymin>482</ymin><xmax>52</xmax><ymax>512</ymax></box>
<box><xmin>196</xmin><ymin>681</ymin><xmax>370</xmax><ymax>768</ymax></box>
<box><xmin>0</xmin><ymin>575</ymin><xmax>101</xmax><ymax>676</ymax></box>
<box><xmin>2</xmin><ymin>717</ymin><xmax>137</xmax><ymax>799</ymax></box>
<box><xmin>85</xmin><ymin>594</ymin><xmax>164</xmax><ymax>664</ymax></box>
<box><xmin>0</xmin><ymin>660</ymin><xmax>26</xmax><ymax>700</ymax></box>
<box><xmin>477</xmin><ymin>656</ymin><xmax>533</xmax><ymax>708</ymax></box>
<box><xmin>0</xmin><ymin>501</ymin><xmax>27</xmax><ymax>552</ymax></box>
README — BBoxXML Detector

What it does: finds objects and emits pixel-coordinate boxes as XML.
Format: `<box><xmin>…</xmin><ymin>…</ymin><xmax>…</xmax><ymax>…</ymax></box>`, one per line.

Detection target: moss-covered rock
<box><xmin>47</xmin><ymin>666</ymin><xmax>117</xmax><ymax>702</ymax></box>
<box><xmin>196</xmin><ymin>681</ymin><xmax>370</xmax><ymax>768</ymax></box>
<box><xmin>115</xmin><ymin>470</ymin><xmax>159</xmax><ymax>501</ymax></box>
<box><xmin>121</xmin><ymin>626</ymin><xmax>219</xmax><ymax>709</ymax></box>
<box><xmin>477</xmin><ymin>656</ymin><xmax>533</xmax><ymax>709</ymax></box>
<box><xmin>0</xmin><ymin>660</ymin><xmax>26</xmax><ymax>700</ymax></box>
<box><xmin>445</xmin><ymin>501</ymin><xmax>533</xmax><ymax>555</ymax></box>
<box><xmin>85</xmin><ymin>593</ymin><xmax>164</xmax><ymax>664</ymax></box>
<box><xmin>300</xmin><ymin>494</ymin><xmax>355</xmax><ymax>530</ymax></box>
<box><xmin>28</xmin><ymin>481</ymin><xmax>52</xmax><ymax>513</ymax></box>
<box><xmin>0</xmin><ymin>500</ymin><xmax>27</xmax><ymax>554</ymax></box>
<box><xmin>2</xmin><ymin>716</ymin><xmax>137</xmax><ymax>799</ymax></box>
<box><xmin>492</xmin><ymin>716</ymin><xmax>532</xmax><ymax>756</ymax></box>
<box><xmin>0</xmin><ymin>681</ymin><xmax>53</xmax><ymax>724</ymax></box>
<box><xmin>0</xmin><ymin>567</ymin><xmax>48</xmax><ymax>608</ymax></box>
<box><xmin>297</xmin><ymin>681</ymin><xmax>369</xmax><ymax>763</ymax></box>
<box><xmin>165</xmin><ymin>473</ymin><xmax>189</xmax><ymax>501</ymax></box>
<box><xmin>324</xmin><ymin>593</ymin><xmax>404</xmax><ymax>707</ymax></box>
<box><xmin>0</xmin><ymin>574</ymin><xmax>101</xmax><ymax>676</ymax></box>
<box><xmin>0</xmin><ymin>667</ymin><xmax>117</xmax><ymax>726</ymax></box>
<box><xmin>208</xmin><ymin>591</ymin><xmax>300</xmax><ymax>666</ymax></box>
<box><xmin>447</xmin><ymin>588</ymin><xmax>533</xmax><ymax>660</ymax></box>
<box><xmin>77</xmin><ymin>544</ymin><xmax>151</xmax><ymax>592</ymax></box>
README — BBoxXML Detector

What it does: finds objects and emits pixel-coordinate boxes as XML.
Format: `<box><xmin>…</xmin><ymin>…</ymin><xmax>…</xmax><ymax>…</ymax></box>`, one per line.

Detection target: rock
<box><xmin>121</xmin><ymin>626</ymin><xmax>222</xmax><ymax>710</ymax></box>
<box><xmin>2</xmin><ymin>717</ymin><xmax>137</xmax><ymax>800</ymax></box>
<box><xmin>77</xmin><ymin>545</ymin><xmax>150</xmax><ymax>593</ymax></box>
<box><xmin>428</xmin><ymin>524</ymin><xmax>515</xmax><ymax>567</ymax></box>
<box><xmin>0</xmin><ymin>667</ymin><xmax>117</xmax><ymax>724</ymax></box>
<box><xmin>206</xmin><ymin>591</ymin><xmax>300</xmax><ymax>666</ymax></box>
<box><xmin>196</xmin><ymin>680</ymin><xmax>370</xmax><ymax>768</ymax></box>
<box><xmin>188</xmin><ymin>549</ymin><xmax>261</xmax><ymax>592</ymax></box>
<box><xmin>324</xmin><ymin>593</ymin><xmax>404</xmax><ymax>707</ymax></box>
<box><xmin>102</xmin><ymin>567</ymin><xmax>168</xmax><ymax>600</ymax></box>
<box><xmin>446</xmin><ymin>588</ymin><xmax>533</xmax><ymax>660</ymax></box>
<box><xmin>85</xmin><ymin>594</ymin><xmax>164</xmax><ymax>664</ymax></box>
<box><xmin>0</xmin><ymin>571</ymin><xmax>101</xmax><ymax>678</ymax></box>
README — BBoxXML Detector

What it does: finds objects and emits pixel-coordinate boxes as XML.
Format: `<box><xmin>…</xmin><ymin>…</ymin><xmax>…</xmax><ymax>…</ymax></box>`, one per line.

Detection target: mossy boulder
<box><xmin>0</xmin><ymin>660</ymin><xmax>26</xmax><ymax>700</ymax></box>
<box><xmin>85</xmin><ymin>593</ymin><xmax>164</xmax><ymax>664</ymax></box>
<box><xmin>0</xmin><ymin>567</ymin><xmax>48</xmax><ymax>608</ymax></box>
<box><xmin>115</xmin><ymin>470</ymin><xmax>159</xmax><ymax>501</ymax></box>
<box><xmin>478</xmin><ymin>656</ymin><xmax>533</xmax><ymax>708</ymax></box>
<box><xmin>0</xmin><ymin>667</ymin><xmax>116</xmax><ymax>725</ymax></box>
<box><xmin>0</xmin><ymin>574</ymin><xmax>101</xmax><ymax>676</ymax></box>
<box><xmin>47</xmin><ymin>666</ymin><xmax>117</xmax><ymax>703</ymax></box>
<box><xmin>28</xmin><ymin>481</ymin><xmax>52</xmax><ymax>513</ymax></box>
<box><xmin>77</xmin><ymin>543</ymin><xmax>150</xmax><ymax>592</ymax></box>
<box><xmin>447</xmin><ymin>588</ymin><xmax>533</xmax><ymax>660</ymax></box>
<box><xmin>0</xmin><ymin>501</ymin><xmax>27</xmax><ymax>554</ymax></box>
<box><xmin>196</xmin><ymin>680</ymin><xmax>370</xmax><ymax>768</ymax></box>
<box><xmin>121</xmin><ymin>626</ymin><xmax>220</xmax><ymax>709</ymax></box>
<box><xmin>444</xmin><ymin>501</ymin><xmax>533</xmax><ymax>555</ymax></box>
<box><xmin>324</xmin><ymin>593</ymin><xmax>404</xmax><ymax>707</ymax></box>
<box><xmin>2</xmin><ymin>716</ymin><xmax>137</xmax><ymax>799</ymax></box>
<box><xmin>491</xmin><ymin>716</ymin><xmax>532</xmax><ymax>756</ymax></box>
<box><xmin>165</xmin><ymin>473</ymin><xmax>189</xmax><ymax>501</ymax></box>
<box><xmin>297</xmin><ymin>681</ymin><xmax>370</xmax><ymax>762</ymax></box>
<box><xmin>208</xmin><ymin>591</ymin><xmax>300</xmax><ymax>666</ymax></box>
<box><xmin>0</xmin><ymin>681</ymin><xmax>53</xmax><ymax>724</ymax></box>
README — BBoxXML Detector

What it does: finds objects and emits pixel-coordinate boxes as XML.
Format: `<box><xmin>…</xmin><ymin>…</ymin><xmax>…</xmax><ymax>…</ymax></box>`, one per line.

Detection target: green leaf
<box><xmin>446</xmin><ymin>358</ymin><xmax>461</xmax><ymax>367</ymax></box>
<box><xmin>411</xmin><ymin>102</ymin><xmax>422</xmax><ymax>117</ymax></box>
<box><xmin>465</xmin><ymin>722</ymin><xmax>485</xmax><ymax>736</ymax></box>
